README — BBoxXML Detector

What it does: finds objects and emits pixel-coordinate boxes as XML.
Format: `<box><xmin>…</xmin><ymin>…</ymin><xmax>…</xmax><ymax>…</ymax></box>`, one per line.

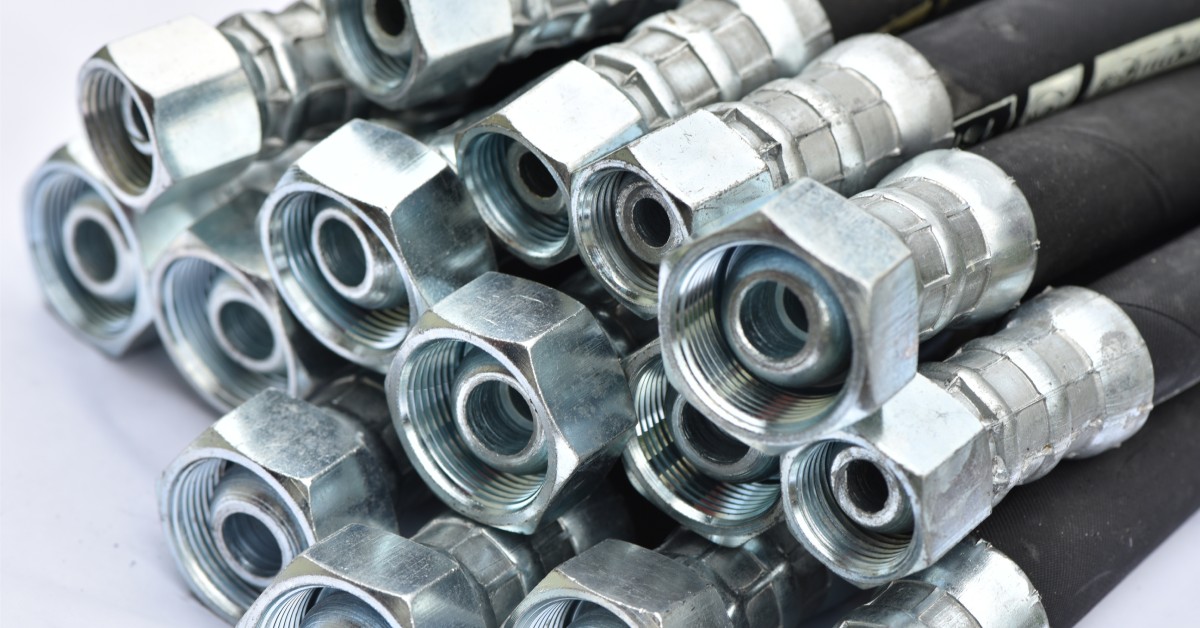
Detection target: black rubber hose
<box><xmin>968</xmin><ymin>65</ymin><xmax>1200</xmax><ymax>289</ymax></box>
<box><xmin>823</xmin><ymin>0</ymin><xmax>974</xmax><ymax>41</ymax></box>
<box><xmin>901</xmin><ymin>0</ymin><xmax>1200</xmax><ymax>141</ymax></box>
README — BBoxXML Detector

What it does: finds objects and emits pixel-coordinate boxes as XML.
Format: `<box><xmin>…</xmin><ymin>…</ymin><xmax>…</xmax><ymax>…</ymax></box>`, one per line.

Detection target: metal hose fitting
<box><xmin>623</xmin><ymin>341</ymin><xmax>780</xmax><ymax>547</ymax></box>
<box><xmin>387</xmin><ymin>272</ymin><xmax>637</xmax><ymax>533</ymax></box>
<box><xmin>781</xmin><ymin>287</ymin><xmax>1154</xmax><ymax>587</ymax></box>
<box><xmin>574</xmin><ymin>33</ymin><xmax>953</xmax><ymax>317</ymax></box>
<box><xmin>837</xmin><ymin>538</ymin><xmax>1048</xmax><ymax>628</ymax></box>
<box><xmin>457</xmin><ymin>0</ymin><xmax>833</xmax><ymax>267</ymax></box>
<box><xmin>507</xmin><ymin>524</ymin><xmax>846</xmax><ymax>628</ymax></box>
<box><xmin>240</xmin><ymin>489</ymin><xmax>632</xmax><ymax>627</ymax></box>
<box><xmin>79</xmin><ymin>0</ymin><xmax>366</xmax><ymax>208</ymax></box>
<box><xmin>23</xmin><ymin>140</ymin><xmax>214</xmax><ymax>357</ymax></box>
<box><xmin>323</xmin><ymin>0</ymin><xmax>679</xmax><ymax>109</ymax></box>
<box><xmin>160</xmin><ymin>374</ymin><xmax>419</xmax><ymax>623</ymax></box>
<box><xmin>658</xmin><ymin>149</ymin><xmax>1037</xmax><ymax>453</ymax></box>
<box><xmin>261</xmin><ymin>119</ymin><xmax>496</xmax><ymax>373</ymax></box>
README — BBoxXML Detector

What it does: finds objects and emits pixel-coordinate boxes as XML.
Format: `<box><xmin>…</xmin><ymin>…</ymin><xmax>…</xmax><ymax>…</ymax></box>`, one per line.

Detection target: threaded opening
<box><xmin>399</xmin><ymin>339</ymin><xmax>546</xmax><ymax>511</ymax></box>
<box><xmin>159</xmin><ymin>258</ymin><xmax>287</xmax><ymax>408</ymax></box>
<box><xmin>80</xmin><ymin>67</ymin><xmax>153</xmax><ymax>194</ymax></box>
<box><xmin>786</xmin><ymin>442</ymin><xmax>916</xmax><ymax>578</ymax></box>
<box><xmin>516</xmin><ymin>599</ymin><xmax>626</xmax><ymax>628</ymax></box>
<box><xmin>460</xmin><ymin>133</ymin><xmax>571</xmax><ymax>261</ymax></box>
<box><xmin>845</xmin><ymin>460</ymin><xmax>888</xmax><ymax>514</ymax></box>
<box><xmin>677</xmin><ymin>404</ymin><xmax>749</xmax><ymax>466</ymax></box>
<box><xmin>27</xmin><ymin>170</ymin><xmax>136</xmax><ymax>339</ymax></box>
<box><xmin>738</xmin><ymin>281</ymin><xmax>809</xmax><ymax>360</ymax></box>
<box><xmin>71</xmin><ymin>218</ymin><xmax>118</xmax><ymax>283</ymax></box>
<box><xmin>252</xmin><ymin>587</ymin><xmax>392</xmax><ymax>628</ymax></box>
<box><xmin>373</xmin><ymin>0</ymin><xmax>408</xmax><ymax>37</ymax></box>
<box><xmin>573</xmin><ymin>167</ymin><xmax>661</xmax><ymax>306</ymax></box>
<box><xmin>663</xmin><ymin>244</ymin><xmax>847</xmax><ymax>437</ymax></box>
<box><xmin>628</xmin><ymin>359</ymin><xmax>778</xmax><ymax>526</ymax></box>
<box><xmin>327</xmin><ymin>0</ymin><xmax>412</xmax><ymax>98</ymax></box>
<box><xmin>221</xmin><ymin>513</ymin><xmax>284</xmax><ymax>578</ymax></box>
<box><xmin>632</xmin><ymin>198</ymin><xmax>671</xmax><ymax>249</ymax></box>
<box><xmin>464</xmin><ymin>380</ymin><xmax>536</xmax><ymax>456</ymax></box>
<box><xmin>267</xmin><ymin>191</ymin><xmax>411</xmax><ymax>353</ymax></box>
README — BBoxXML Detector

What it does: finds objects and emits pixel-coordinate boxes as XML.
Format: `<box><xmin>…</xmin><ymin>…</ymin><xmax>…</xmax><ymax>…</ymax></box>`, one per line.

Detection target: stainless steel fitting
<box><xmin>79</xmin><ymin>1</ymin><xmax>366</xmax><ymax>208</ymax></box>
<box><xmin>456</xmin><ymin>0</ymin><xmax>833</xmax><ymax>267</ymax></box>
<box><xmin>837</xmin><ymin>538</ymin><xmax>1048</xmax><ymax>628</ymax></box>
<box><xmin>507</xmin><ymin>524</ymin><xmax>846</xmax><ymax>628</ymax></box>
<box><xmin>658</xmin><ymin>150</ymin><xmax>1037</xmax><ymax>453</ymax></box>
<box><xmin>323</xmin><ymin>0</ymin><xmax>680</xmax><ymax>109</ymax></box>
<box><xmin>24</xmin><ymin>140</ymin><xmax>214</xmax><ymax>357</ymax></box>
<box><xmin>240</xmin><ymin>489</ymin><xmax>632</xmax><ymax>627</ymax></box>
<box><xmin>154</xmin><ymin>146</ymin><xmax>346</xmax><ymax>412</ymax></box>
<box><xmin>574</xmin><ymin>33</ymin><xmax>953</xmax><ymax>317</ymax></box>
<box><xmin>623</xmin><ymin>341</ymin><xmax>780</xmax><ymax>547</ymax></box>
<box><xmin>261</xmin><ymin>118</ymin><xmax>496</xmax><ymax>373</ymax></box>
<box><xmin>387</xmin><ymin>272</ymin><xmax>636</xmax><ymax>533</ymax></box>
<box><xmin>160</xmin><ymin>374</ymin><xmax>418</xmax><ymax>623</ymax></box>
<box><xmin>781</xmin><ymin>287</ymin><xmax>1154</xmax><ymax>587</ymax></box>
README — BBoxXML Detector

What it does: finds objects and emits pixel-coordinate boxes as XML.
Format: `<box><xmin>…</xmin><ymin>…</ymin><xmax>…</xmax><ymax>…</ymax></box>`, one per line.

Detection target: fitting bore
<box><xmin>261</xmin><ymin>119</ymin><xmax>496</xmax><ymax>372</ymax></box>
<box><xmin>781</xmin><ymin>287</ymin><xmax>1154</xmax><ymax>587</ymax></box>
<box><xmin>623</xmin><ymin>342</ymin><xmax>781</xmax><ymax>546</ymax></box>
<box><xmin>241</xmin><ymin>489</ymin><xmax>632</xmax><ymax>627</ymax></box>
<box><xmin>574</xmin><ymin>33</ymin><xmax>953</xmax><ymax>317</ymax></box>
<box><xmin>457</xmin><ymin>0</ymin><xmax>833</xmax><ymax>267</ymax></box>
<box><xmin>324</xmin><ymin>0</ymin><xmax>679</xmax><ymax>109</ymax></box>
<box><xmin>507</xmin><ymin>524</ymin><xmax>845</xmax><ymax>628</ymax></box>
<box><xmin>659</xmin><ymin>148</ymin><xmax>1037</xmax><ymax>453</ymax></box>
<box><xmin>160</xmin><ymin>375</ymin><xmax>415</xmax><ymax>623</ymax></box>
<box><xmin>387</xmin><ymin>272</ymin><xmax>636</xmax><ymax>533</ymax></box>
<box><xmin>837</xmin><ymin>538</ymin><xmax>1048</xmax><ymax>628</ymax></box>
<box><xmin>79</xmin><ymin>1</ymin><xmax>366</xmax><ymax>208</ymax></box>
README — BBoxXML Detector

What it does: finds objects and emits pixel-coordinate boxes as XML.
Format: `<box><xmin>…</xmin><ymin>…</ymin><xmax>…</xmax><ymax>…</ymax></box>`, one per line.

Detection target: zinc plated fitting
<box><xmin>23</xmin><ymin>140</ymin><xmax>219</xmax><ymax>357</ymax></box>
<box><xmin>781</xmin><ymin>286</ymin><xmax>1154</xmax><ymax>587</ymax></box>
<box><xmin>837</xmin><ymin>538</ymin><xmax>1048</xmax><ymax>628</ymax></box>
<box><xmin>261</xmin><ymin>118</ymin><xmax>496</xmax><ymax>373</ymax></box>
<box><xmin>239</xmin><ymin>489</ymin><xmax>632</xmax><ymax>627</ymax></box>
<box><xmin>507</xmin><ymin>524</ymin><xmax>846</xmax><ymax>628</ymax></box>
<box><xmin>155</xmin><ymin>145</ymin><xmax>347</xmax><ymax>412</ymax></box>
<box><xmin>79</xmin><ymin>0</ymin><xmax>367</xmax><ymax>209</ymax></box>
<box><xmin>574</xmin><ymin>33</ymin><xmax>953</xmax><ymax>317</ymax></box>
<box><xmin>658</xmin><ymin>150</ymin><xmax>1037</xmax><ymax>453</ymax></box>
<box><xmin>456</xmin><ymin>0</ymin><xmax>833</xmax><ymax>267</ymax></box>
<box><xmin>623</xmin><ymin>341</ymin><xmax>781</xmax><ymax>547</ymax></box>
<box><xmin>324</xmin><ymin>0</ymin><xmax>680</xmax><ymax>109</ymax></box>
<box><xmin>387</xmin><ymin>272</ymin><xmax>638</xmax><ymax>534</ymax></box>
<box><xmin>160</xmin><ymin>374</ymin><xmax>422</xmax><ymax>623</ymax></box>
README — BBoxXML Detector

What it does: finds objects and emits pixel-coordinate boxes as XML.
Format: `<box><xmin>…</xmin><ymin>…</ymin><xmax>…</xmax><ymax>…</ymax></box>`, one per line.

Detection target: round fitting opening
<box><xmin>630</xmin><ymin>198</ymin><xmax>672</xmax><ymax>249</ymax></box>
<box><xmin>515</xmin><ymin>598</ymin><xmax>627</xmax><ymax>628</ymax></box>
<box><xmin>843</xmin><ymin>459</ymin><xmax>888</xmax><ymax>513</ymax></box>
<box><xmin>250</xmin><ymin>586</ymin><xmax>392</xmax><ymax>628</ymax></box>
<box><xmin>372</xmin><ymin>0</ymin><xmax>408</xmax><ymax>37</ymax></box>
<box><xmin>461</xmin><ymin>380</ymin><xmax>537</xmax><ymax>457</ymax></box>
<box><xmin>217</xmin><ymin>301</ymin><xmax>277</xmax><ymax>363</ymax></box>
<box><xmin>315</xmin><ymin>215</ymin><xmax>369</xmax><ymax>289</ymax></box>
<box><xmin>80</xmin><ymin>66</ymin><xmax>154</xmax><ymax>194</ymax></box>
<box><xmin>677</xmin><ymin>404</ymin><xmax>749</xmax><ymax>466</ymax></box>
<box><xmin>736</xmin><ymin>280</ymin><xmax>810</xmax><ymax>361</ymax></box>
<box><xmin>519</xmin><ymin>151</ymin><xmax>560</xmax><ymax>200</ymax></box>
<box><xmin>220</xmin><ymin>513</ymin><xmax>284</xmax><ymax>579</ymax></box>
<box><xmin>71</xmin><ymin>217</ymin><xmax>119</xmax><ymax>283</ymax></box>
<box><xmin>325</xmin><ymin>0</ymin><xmax>412</xmax><ymax>96</ymax></box>
<box><xmin>60</xmin><ymin>195</ymin><xmax>138</xmax><ymax>303</ymax></box>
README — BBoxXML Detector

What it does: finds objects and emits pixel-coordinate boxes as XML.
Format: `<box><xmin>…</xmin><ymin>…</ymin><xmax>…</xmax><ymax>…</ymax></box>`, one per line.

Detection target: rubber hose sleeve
<box><xmin>968</xmin><ymin>65</ymin><xmax>1200</xmax><ymax>289</ymax></box>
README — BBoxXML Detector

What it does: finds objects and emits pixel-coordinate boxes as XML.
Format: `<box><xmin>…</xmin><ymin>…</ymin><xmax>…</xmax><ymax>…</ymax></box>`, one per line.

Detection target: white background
<box><xmin>0</xmin><ymin>1</ymin><xmax>1197</xmax><ymax>626</ymax></box>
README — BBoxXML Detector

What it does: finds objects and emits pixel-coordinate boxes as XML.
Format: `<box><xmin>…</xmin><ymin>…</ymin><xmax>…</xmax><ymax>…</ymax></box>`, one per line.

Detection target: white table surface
<box><xmin>1</xmin><ymin>1</ymin><xmax>1198</xmax><ymax>625</ymax></box>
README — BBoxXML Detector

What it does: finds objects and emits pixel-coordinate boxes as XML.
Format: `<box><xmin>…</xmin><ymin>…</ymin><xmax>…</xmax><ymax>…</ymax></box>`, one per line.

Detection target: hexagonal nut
<box><xmin>24</xmin><ymin>139</ymin><xmax>157</xmax><ymax>357</ymax></box>
<box><xmin>154</xmin><ymin>193</ymin><xmax>346</xmax><ymax>412</ymax></box>
<box><xmin>574</xmin><ymin>109</ymin><xmax>780</xmax><ymax>317</ymax></box>
<box><xmin>262</xmin><ymin>118</ymin><xmax>496</xmax><ymax>372</ymax></box>
<box><xmin>159</xmin><ymin>389</ymin><xmax>400</xmax><ymax>622</ymax></box>
<box><xmin>324</xmin><ymin>0</ymin><xmax>513</xmax><ymax>109</ymax></box>
<box><xmin>505</xmin><ymin>539</ymin><xmax>729</xmax><ymax>628</ymax></box>
<box><xmin>659</xmin><ymin>179</ymin><xmax>921</xmax><ymax>454</ymax></box>
<box><xmin>79</xmin><ymin>16</ymin><xmax>261</xmax><ymax>207</ymax></box>
<box><xmin>388</xmin><ymin>272</ymin><xmax>637</xmax><ymax>533</ymax></box>
<box><xmin>457</xmin><ymin>61</ymin><xmax>648</xmax><ymax>266</ymax></box>
<box><xmin>781</xmin><ymin>375</ymin><xmax>995</xmax><ymax>588</ymax></box>
<box><xmin>241</xmin><ymin>524</ymin><xmax>492</xmax><ymax>627</ymax></box>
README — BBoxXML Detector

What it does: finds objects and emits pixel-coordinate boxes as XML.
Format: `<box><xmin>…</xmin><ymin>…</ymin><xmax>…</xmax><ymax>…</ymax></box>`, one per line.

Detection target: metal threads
<box><xmin>268</xmin><ymin>191</ymin><xmax>411</xmax><ymax>352</ymax></box>
<box><xmin>79</xmin><ymin>67</ymin><xmax>153</xmax><ymax>195</ymax></box>
<box><xmin>625</xmin><ymin>351</ymin><xmax>780</xmax><ymax>542</ymax></box>
<box><xmin>250</xmin><ymin>586</ymin><xmax>391</xmax><ymax>628</ymax></box>
<box><xmin>517</xmin><ymin>599</ymin><xmax>622</xmax><ymax>628</ymax></box>
<box><xmin>164</xmin><ymin>458</ymin><xmax>306</xmax><ymax>622</ymax></box>
<box><xmin>324</xmin><ymin>0</ymin><xmax>412</xmax><ymax>98</ymax></box>
<box><xmin>159</xmin><ymin>257</ymin><xmax>289</xmax><ymax>409</ymax></box>
<box><xmin>397</xmin><ymin>338</ymin><xmax>547</xmax><ymax>512</ymax></box>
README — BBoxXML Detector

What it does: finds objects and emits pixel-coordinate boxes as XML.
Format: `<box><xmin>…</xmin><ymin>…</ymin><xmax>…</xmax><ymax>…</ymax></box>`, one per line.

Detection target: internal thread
<box><xmin>665</xmin><ymin>245</ymin><xmax>846</xmax><ymax>436</ymax></box>
<box><xmin>221</xmin><ymin>513</ymin><xmax>284</xmax><ymax>578</ymax></box>
<box><xmin>269</xmin><ymin>191</ymin><xmax>410</xmax><ymax>350</ymax></box>
<box><xmin>463</xmin><ymin>377</ymin><xmax>536</xmax><ymax>457</ymax></box>
<box><xmin>737</xmin><ymin>281</ymin><xmax>809</xmax><ymax>361</ymax></box>
<box><xmin>514</xmin><ymin>599</ymin><xmax>594</xmax><ymax>628</ymax></box>
<box><xmin>400</xmin><ymin>339</ymin><xmax>546</xmax><ymax>511</ymax></box>
<box><xmin>845</xmin><ymin>460</ymin><xmax>889</xmax><ymax>514</ymax></box>
<box><xmin>677</xmin><ymin>404</ymin><xmax>749</xmax><ymax>466</ymax></box>
<box><xmin>630</xmin><ymin>359</ymin><xmax>778</xmax><ymax>524</ymax></box>
<box><xmin>218</xmin><ymin>301</ymin><xmax>276</xmax><ymax>362</ymax></box>
<box><xmin>248</xmin><ymin>586</ymin><xmax>318</xmax><ymax>627</ymax></box>
<box><xmin>328</xmin><ymin>0</ymin><xmax>411</xmax><ymax>93</ymax></box>
<box><xmin>80</xmin><ymin>68</ymin><xmax>153</xmax><ymax>194</ymax></box>
<box><xmin>71</xmin><ymin>218</ymin><xmax>119</xmax><ymax>283</ymax></box>
<box><xmin>28</xmin><ymin>171</ymin><xmax>135</xmax><ymax>338</ymax></box>
<box><xmin>316</xmin><ymin>218</ymin><xmax>368</xmax><ymax>288</ymax></box>
<box><xmin>160</xmin><ymin>258</ymin><xmax>287</xmax><ymax>408</ymax></box>
<box><xmin>574</xmin><ymin>168</ymin><xmax>660</xmax><ymax>296</ymax></box>
<box><xmin>461</xmin><ymin>134</ymin><xmax>571</xmax><ymax>259</ymax></box>
<box><xmin>788</xmin><ymin>443</ymin><xmax>915</xmax><ymax>577</ymax></box>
